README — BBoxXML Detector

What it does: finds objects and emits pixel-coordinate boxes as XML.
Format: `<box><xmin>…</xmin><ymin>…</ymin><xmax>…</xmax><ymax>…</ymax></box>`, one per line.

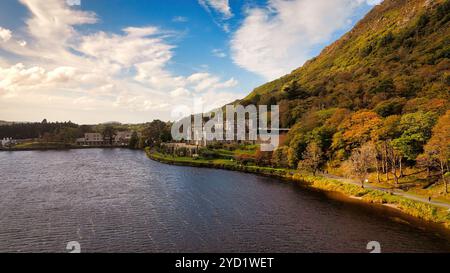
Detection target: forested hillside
<box><xmin>238</xmin><ymin>0</ymin><xmax>450</xmax><ymax>193</ymax></box>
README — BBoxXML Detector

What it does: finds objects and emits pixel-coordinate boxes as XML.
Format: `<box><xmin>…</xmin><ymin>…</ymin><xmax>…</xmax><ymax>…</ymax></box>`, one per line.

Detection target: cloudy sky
<box><xmin>0</xmin><ymin>0</ymin><xmax>381</xmax><ymax>124</ymax></box>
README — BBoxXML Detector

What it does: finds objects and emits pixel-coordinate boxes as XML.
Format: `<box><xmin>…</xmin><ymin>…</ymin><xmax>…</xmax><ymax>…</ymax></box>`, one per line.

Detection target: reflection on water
<box><xmin>0</xmin><ymin>149</ymin><xmax>449</xmax><ymax>253</ymax></box>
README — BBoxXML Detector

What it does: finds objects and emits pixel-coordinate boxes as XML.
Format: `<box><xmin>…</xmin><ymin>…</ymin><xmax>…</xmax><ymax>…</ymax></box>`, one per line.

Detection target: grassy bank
<box><xmin>0</xmin><ymin>142</ymin><xmax>78</xmax><ymax>151</ymax></box>
<box><xmin>146</xmin><ymin>148</ymin><xmax>450</xmax><ymax>229</ymax></box>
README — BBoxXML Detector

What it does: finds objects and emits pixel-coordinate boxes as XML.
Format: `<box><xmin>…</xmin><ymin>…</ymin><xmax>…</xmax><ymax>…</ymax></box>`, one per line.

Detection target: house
<box><xmin>76</xmin><ymin>133</ymin><xmax>106</xmax><ymax>146</ymax></box>
<box><xmin>1</xmin><ymin>137</ymin><xmax>15</xmax><ymax>147</ymax></box>
<box><xmin>76</xmin><ymin>131</ymin><xmax>136</xmax><ymax>146</ymax></box>
<box><xmin>114</xmin><ymin>131</ymin><xmax>133</xmax><ymax>146</ymax></box>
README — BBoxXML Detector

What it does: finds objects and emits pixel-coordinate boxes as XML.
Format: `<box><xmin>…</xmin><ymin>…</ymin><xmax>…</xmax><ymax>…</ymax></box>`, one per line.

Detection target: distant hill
<box><xmin>239</xmin><ymin>0</ymin><xmax>449</xmax><ymax>128</ymax></box>
<box><xmin>0</xmin><ymin>121</ymin><xmax>13</xmax><ymax>126</ymax></box>
<box><xmin>101</xmin><ymin>121</ymin><xmax>123</xmax><ymax>126</ymax></box>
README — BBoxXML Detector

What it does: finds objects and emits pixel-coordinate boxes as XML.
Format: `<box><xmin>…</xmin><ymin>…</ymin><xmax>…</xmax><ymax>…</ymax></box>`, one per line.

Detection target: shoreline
<box><xmin>0</xmin><ymin>145</ymin><xmax>130</xmax><ymax>152</ymax></box>
<box><xmin>145</xmin><ymin>148</ymin><xmax>450</xmax><ymax>231</ymax></box>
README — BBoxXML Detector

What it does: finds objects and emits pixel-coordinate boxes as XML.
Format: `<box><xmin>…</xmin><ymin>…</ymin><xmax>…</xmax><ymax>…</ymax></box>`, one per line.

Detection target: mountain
<box><xmin>239</xmin><ymin>0</ymin><xmax>449</xmax><ymax>129</ymax></box>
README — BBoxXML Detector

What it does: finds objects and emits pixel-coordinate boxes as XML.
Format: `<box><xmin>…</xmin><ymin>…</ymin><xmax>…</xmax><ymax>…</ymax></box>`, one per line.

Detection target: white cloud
<box><xmin>170</xmin><ymin>87</ymin><xmax>190</xmax><ymax>98</ymax></box>
<box><xmin>231</xmin><ymin>0</ymin><xmax>381</xmax><ymax>80</ymax></box>
<box><xmin>0</xmin><ymin>63</ymin><xmax>80</xmax><ymax>92</ymax></box>
<box><xmin>172</xmin><ymin>16</ymin><xmax>189</xmax><ymax>23</ymax></box>
<box><xmin>212</xmin><ymin>48</ymin><xmax>227</xmax><ymax>58</ymax></box>
<box><xmin>0</xmin><ymin>0</ymin><xmax>243</xmax><ymax>123</ymax></box>
<box><xmin>18</xmin><ymin>40</ymin><xmax>27</xmax><ymax>47</ymax></box>
<box><xmin>0</xmin><ymin>27</ymin><xmax>12</xmax><ymax>42</ymax></box>
<box><xmin>46</xmin><ymin>66</ymin><xmax>77</xmax><ymax>83</ymax></box>
<box><xmin>187</xmin><ymin>72</ymin><xmax>238</xmax><ymax>92</ymax></box>
<box><xmin>19</xmin><ymin>0</ymin><xmax>97</xmax><ymax>43</ymax></box>
<box><xmin>79</xmin><ymin>28</ymin><xmax>173</xmax><ymax>68</ymax></box>
<box><xmin>198</xmin><ymin>0</ymin><xmax>233</xmax><ymax>19</ymax></box>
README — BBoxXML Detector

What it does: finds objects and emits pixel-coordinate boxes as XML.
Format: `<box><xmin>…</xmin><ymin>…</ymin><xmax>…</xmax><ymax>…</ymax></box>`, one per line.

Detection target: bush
<box><xmin>234</xmin><ymin>154</ymin><xmax>255</xmax><ymax>166</ymax></box>
<box><xmin>199</xmin><ymin>148</ymin><xmax>219</xmax><ymax>159</ymax></box>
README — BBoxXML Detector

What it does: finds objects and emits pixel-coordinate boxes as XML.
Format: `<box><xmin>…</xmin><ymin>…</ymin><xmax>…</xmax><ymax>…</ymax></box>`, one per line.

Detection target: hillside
<box><xmin>240</xmin><ymin>0</ymin><xmax>449</xmax><ymax>128</ymax></box>
<box><xmin>231</xmin><ymin>0</ymin><xmax>449</xmax><ymax>194</ymax></box>
<box><xmin>0</xmin><ymin>121</ymin><xmax>13</xmax><ymax>126</ymax></box>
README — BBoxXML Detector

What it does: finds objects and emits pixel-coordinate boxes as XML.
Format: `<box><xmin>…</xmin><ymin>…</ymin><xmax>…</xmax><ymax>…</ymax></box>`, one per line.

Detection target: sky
<box><xmin>0</xmin><ymin>0</ymin><xmax>381</xmax><ymax>124</ymax></box>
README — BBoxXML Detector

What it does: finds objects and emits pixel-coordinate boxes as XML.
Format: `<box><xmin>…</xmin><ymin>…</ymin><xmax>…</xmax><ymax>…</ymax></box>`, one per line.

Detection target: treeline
<box><xmin>251</xmin><ymin>107</ymin><xmax>449</xmax><ymax>193</ymax></box>
<box><xmin>0</xmin><ymin>120</ymin><xmax>83</xmax><ymax>140</ymax></box>
<box><xmin>0</xmin><ymin>119</ymin><xmax>173</xmax><ymax>149</ymax></box>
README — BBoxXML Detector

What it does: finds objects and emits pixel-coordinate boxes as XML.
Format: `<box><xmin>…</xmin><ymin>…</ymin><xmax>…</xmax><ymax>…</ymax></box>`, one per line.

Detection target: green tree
<box><xmin>282</xmin><ymin>80</ymin><xmax>308</xmax><ymax>100</ymax></box>
<box><xmin>142</xmin><ymin>120</ymin><xmax>172</xmax><ymax>146</ymax></box>
<box><xmin>288</xmin><ymin>134</ymin><xmax>307</xmax><ymax>168</ymax></box>
<box><xmin>129</xmin><ymin>131</ymin><xmax>139</xmax><ymax>149</ymax></box>
<box><xmin>393</xmin><ymin>111</ymin><xmax>437</xmax><ymax>161</ymax></box>
<box><xmin>102</xmin><ymin>126</ymin><xmax>116</xmax><ymax>146</ymax></box>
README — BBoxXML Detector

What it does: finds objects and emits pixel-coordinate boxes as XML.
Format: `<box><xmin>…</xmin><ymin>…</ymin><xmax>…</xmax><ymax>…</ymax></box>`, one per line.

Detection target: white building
<box><xmin>76</xmin><ymin>131</ymin><xmax>135</xmax><ymax>146</ymax></box>
<box><xmin>76</xmin><ymin>133</ymin><xmax>106</xmax><ymax>146</ymax></box>
<box><xmin>114</xmin><ymin>131</ymin><xmax>133</xmax><ymax>145</ymax></box>
<box><xmin>1</xmin><ymin>137</ymin><xmax>15</xmax><ymax>147</ymax></box>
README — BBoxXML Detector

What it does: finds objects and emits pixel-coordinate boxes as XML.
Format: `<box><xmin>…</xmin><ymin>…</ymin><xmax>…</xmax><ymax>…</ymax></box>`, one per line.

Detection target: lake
<box><xmin>0</xmin><ymin>149</ymin><xmax>449</xmax><ymax>253</ymax></box>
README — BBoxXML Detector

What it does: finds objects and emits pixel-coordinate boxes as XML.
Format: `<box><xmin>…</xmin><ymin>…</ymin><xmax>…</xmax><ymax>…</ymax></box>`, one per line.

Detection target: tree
<box><xmin>349</xmin><ymin>142</ymin><xmax>377</xmax><ymax>188</ymax></box>
<box><xmin>255</xmin><ymin>149</ymin><xmax>272</xmax><ymax>167</ymax></box>
<box><xmin>138</xmin><ymin>137</ymin><xmax>147</xmax><ymax>149</ymax></box>
<box><xmin>102</xmin><ymin>126</ymin><xmax>116</xmax><ymax>146</ymax></box>
<box><xmin>372</xmin><ymin>115</ymin><xmax>402</xmax><ymax>182</ymax></box>
<box><xmin>142</xmin><ymin>120</ymin><xmax>172</xmax><ymax>146</ymax></box>
<box><xmin>298</xmin><ymin>142</ymin><xmax>323</xmax><ymax>176</ymax></box>
<box><xmin>333</xmin><ymin>110</ymin><xmax>382</xmax><ymax>151</ymax></box>
<box><xmin>272</xmin><ymin>146</ymin><xmax>289</xmax><ymax>168</ymax></box>
<box><xmin>422</xmin><ymin>111</ymin><xmax>450</xmax><ymax>193</ymax></box>
<box><xmin>56</xmin><ymin>127</ymin><xmax>79</xmax><ymax>143</ymax></box>
<box><xmin>374</xmin><ymin>98</ymin><xmax>406</xmax><ymax>117</ymax></box>
<box><xmin>288</xmin><ymin>134</ymin><xmax>307</xmax><ymax>168</ymax></box>
<box><xmin>282</xmin><ymin>80</ymin><xmax>308</xmax><ymax>100</ymax></box>
<box><xmin>393</xmin><ymin>111</ymin><xmax>437</xmax><ymax>161</ymax></box>
<box><xmin>385</xmin><ymin>140</ymin><xmax>402</xmax><ymax>185</ymax></box>
<box><xmin>129</xmin><ymin>131</ymin><xmax>139</xmax><ymax>149</ymax></box>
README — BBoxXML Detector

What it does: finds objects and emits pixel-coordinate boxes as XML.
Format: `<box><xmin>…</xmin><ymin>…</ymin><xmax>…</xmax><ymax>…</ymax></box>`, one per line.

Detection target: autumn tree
<box><xmin>298</xmin><ymin>142</ymin><xmax>323</xmax><ymax>176</ymax></box>
<box><xmin>272</xmin><ymin>146</ymin><xmax>290</xmax><ymax>168</ymax></box>
<box><xmin>332</xmin><ymin>110</ymin><xmax>382</xmax><ymax>152</ymax></box>
<box><xmin>255</xmin><ymin>149</ymin><xmax>273</xmax><ymax>167</ymax></box>
<box><xmin>385</xmin><ymin>140</ymin><xmax>402</xmax><ymax>185</ymax></box>
<box><xmin>422</xmin><ymin>111</ymin><xmax>450</xmax><ymax>193</ymax></box>
<box><xmin>372</xmin><ymin>115</ymin><xmax>402</xmax><ymax>182</ymax></box>
<box><xmin>349</xmin><ymin>142</ymin><xmax>377</xmax><ymax>188</ymax></box>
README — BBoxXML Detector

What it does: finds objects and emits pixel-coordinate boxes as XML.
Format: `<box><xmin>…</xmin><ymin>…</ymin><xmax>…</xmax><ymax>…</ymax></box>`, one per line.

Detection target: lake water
<box><xmin>0</xmin><ymin>149</ymin><xmax>449</xmax><ymax>253</ymax></box>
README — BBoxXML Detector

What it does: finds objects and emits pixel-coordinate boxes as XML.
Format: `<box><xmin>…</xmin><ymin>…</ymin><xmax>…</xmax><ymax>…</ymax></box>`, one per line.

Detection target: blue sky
<box><xmin>0</xmin><ymin>0</ymin><xmax>380</xmax><ymax>124</ymax></box>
